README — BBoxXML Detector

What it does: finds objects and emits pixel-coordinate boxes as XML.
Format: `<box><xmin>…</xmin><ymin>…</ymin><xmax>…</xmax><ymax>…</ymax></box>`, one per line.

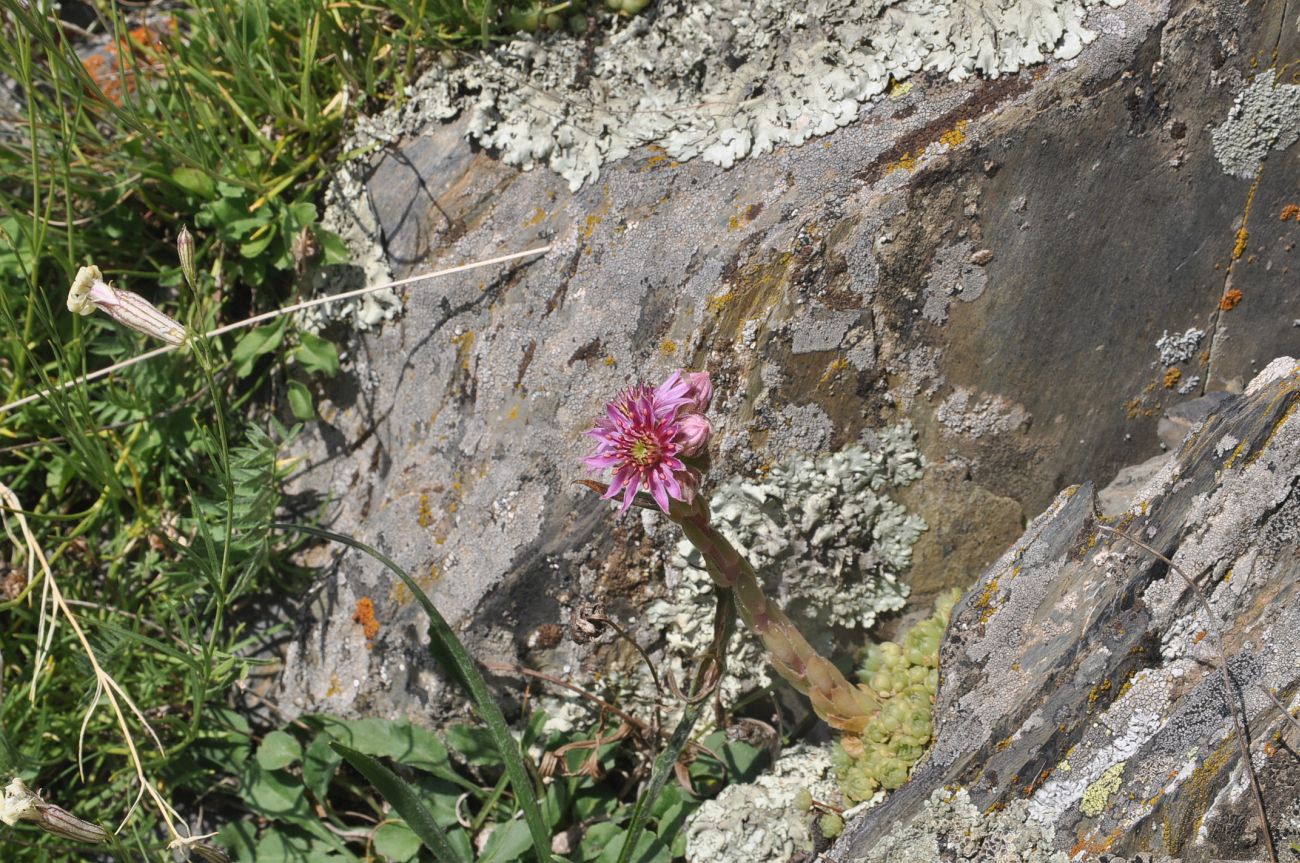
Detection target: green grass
<box><xmin>0</xmin><ymin>0</ymin><xmax>734</xmax><ymax>860</ymax></box>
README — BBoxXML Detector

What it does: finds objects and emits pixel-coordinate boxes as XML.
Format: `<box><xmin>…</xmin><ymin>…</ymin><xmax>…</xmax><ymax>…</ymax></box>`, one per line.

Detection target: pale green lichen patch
<box><xmin>1211</xmin><ymin>72</ymin><xmax>1300</xmax><ymax>179</ymax></box>
<box><xmin>1080</xmin><ymin>760</ymin><xmax>1126</xmax><ymax>817</ymax></box>
<box><xmin>866</xmin><ymin>787</ymin><xmax>1068</xmax><ymax>863</ymax></box>
<box><xmin>361</xmin><ymin>0</ymin><xmax>1127</xmax><ymax>189</ymax></box>
<box><xmin>684</xmin><ymin>744</ymin><xmax>836</xmax><ymax>863</ymax></box>
<box><xmin>647</xmin><ymin>424</ymin><xmax>925</xmax><ymax>704</ymax></box>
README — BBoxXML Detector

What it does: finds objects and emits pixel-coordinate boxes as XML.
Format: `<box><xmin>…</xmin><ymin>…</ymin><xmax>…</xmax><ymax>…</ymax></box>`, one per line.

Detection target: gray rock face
<box><xmin>271</xmin><ymin>0</ymin><xmax>1300</xmax><ymax>739</ymax></box>
<box><xmin>831</xmin><ymin>361</ymin><xmax>1300</xmax><ymax>861</ymax></box>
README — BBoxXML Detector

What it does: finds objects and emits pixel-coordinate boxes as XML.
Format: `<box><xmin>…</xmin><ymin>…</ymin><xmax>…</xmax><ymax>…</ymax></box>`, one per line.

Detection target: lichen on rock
<box><xmin>647</xmin><ymin>424</ymin><xmax>925</xmax><ymax>704</ymax></box>
<box><xmin>357</xmin><ymin>0</ymin><xmax>1128</xmax><ymax>189</ymax></box>
<box><xmin>684</xmin><ymin>744</ymin><xmax>837</xmax><ymax>863</ymax></box>
<box><xmin>1211</xmin><ymin>72</ymin><xmax>1300</xmax><ymax>179</ymax></box>
<box><xmin>865</xmin><ymin>787</ymin><xmax>1068</xmax><ymax>863</ymax></box>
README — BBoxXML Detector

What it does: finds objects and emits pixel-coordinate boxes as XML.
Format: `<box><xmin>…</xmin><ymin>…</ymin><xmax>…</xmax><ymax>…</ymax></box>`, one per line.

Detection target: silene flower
<box><xmin>1</xmin><ymin>777</ymin><xmax>107</xmax><ymax>844</ymax></box>
<box><xmin>584</xmin><ymin>370</ymin><xmax>713</xmax><ymax>514</ymax></box>
<box><xmin>67</xmin><ymin>265</ymin><xmax>187</xmax><ymax>346</ymax></box>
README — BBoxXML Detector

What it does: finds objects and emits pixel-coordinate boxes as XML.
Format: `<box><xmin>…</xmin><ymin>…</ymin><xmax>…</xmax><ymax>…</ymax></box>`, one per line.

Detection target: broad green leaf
<box><xmin>294</xmin><ymin>332</ymin><xmax>339</xmax><ymax>376</ymax></box>
<box><xmin>477</xmin><ymin>818</ymin><xmax>534</xmax><ymax>863</ymax></box>
<box><xmin>243</xmin><ymin>765</ymin><xmax>310</xmax><ymax>818</ymax></box>
<box><xmin>287</xmin><ymin>379</ymin><xmax>314</xmax><ymax>420</ymax></box>
<box><xmin>374</xmin><ymin>822</ymin><xmax>422</xmax><ymax>862</ymax></box>
<box><xmin>172</xmin><ymin>166</ymin><xmax>216</xmax><ymax>199</ymax></box>
<box><xmin>596</xmin><ymin>831</ymin><xmax>670</xmax><ymax>863</ymax></box>
<box><xmin>256</xmin><ymin>729</ymin><xmax>302</xmax><ymax>770</ymax></box>
<box><xmin>278</xmin><ymin>524</ymin><xmax>554</xmax><ymax>863</ymax></box>
<box><xmin>231</xmin><ymin>318</ymin><xmax>287</xmax><ymax>378</ymax></box>
<box><xmin>303</xmin><ymin>732</ymin><xmax>343</xmax><ymax>799</ymax></box>
<box><xmin>331</xmin><ymin>743</ymin><xmax>469</xmax><ymax>863</ymax></box>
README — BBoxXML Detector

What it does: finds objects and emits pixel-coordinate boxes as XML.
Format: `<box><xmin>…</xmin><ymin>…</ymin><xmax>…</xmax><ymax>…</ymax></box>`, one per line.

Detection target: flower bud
<box><xmin>676</xmin><ymin>413</ymin><xmax>712</xmax><ymax>457</ymax></box>
<box><xmin>177</xmin><ymin>226</ymin><xmax>197</xmax><ymax>289</ymax></box>
<box><xmin>679</xmin><ymin>370</ymin><xmax>712</xmax><ymax>413</ymax></box>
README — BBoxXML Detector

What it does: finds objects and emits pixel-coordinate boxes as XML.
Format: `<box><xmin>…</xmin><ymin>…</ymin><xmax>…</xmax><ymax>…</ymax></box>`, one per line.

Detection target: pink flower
<box><xmin>681</xmin><ymin>371</ymin><xmax>712</xmax><ymax>414</ymax></box>
<box><xmin>584</xmin><ymin>370</ymin><xmax>712</xmax><ymax>514</ymax></box>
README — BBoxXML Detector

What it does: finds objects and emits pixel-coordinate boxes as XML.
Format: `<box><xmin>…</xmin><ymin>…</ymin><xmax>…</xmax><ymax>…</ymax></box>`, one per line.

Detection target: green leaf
<box><xmin>477</xmin><ymin>818</ymin><xmax>535</xmax><ymax>863</ymax></box>
<box><xmin>331</xmin><ymin>743</ymin><xmax>469</xmax><ymax>863</ymax></box>
<box><xmin>319</xmin><ymin>230</ymin><xmax>351</xmax><ymax>265</ymax></box>
<box><xmin>444</xmin><ymin>724</ymin><xmax>500</xmax><ymax>767</ymax></box>
<box><xmin>256</xmin><ymin>729</ymin><xmax>302</xmax><ymax>771</ymax></box>
<box><xmin>172</xmin><ymin>166</ymin><xmax>216</xmax><ymax>199</ymax></box>
<box><xmin>311</xmin><ymin>716</ymin><xmax>454</xmax><ymax>778</ymax></box>
<box><xmin>231</xmin><ymin>318</ymin><xmax>287</xmax><ymax>378</ymax></box>
<box><xmin>596</xmin><ymin>832</ymin><xmax>670</xmax><ymax>863</ymax></box>
<box><xmin>303</xmin><ymin>732</ymin><xmax>343</xmax><ymax>799</ymax></box>
<box><xmin>374</xmin><ymin>822</ymin><xmax>422</xmax><ymax>862</ymax></box>
<box><xmin>274</xmin><ymin>524</ymin><xmax>555</xmax><ymax>863</ymax></box>
<box><xmin>243</xmin><ymin>765</ymin><xmax>310</xmax><ymax>818</ymax></box>
<box><xmin>287</xmin><ymin>379</ymin><xmax>315</xmax><ymax>420</ymax></box>
<box><xmin>241</xmin><ymin>229</ymin><xmax>277</xmax><ymax>259</ymax></box>
<box><xmin>294</xmin><ymin>332</ymin><xmax>339</xmax><ymax>376</ymax></box>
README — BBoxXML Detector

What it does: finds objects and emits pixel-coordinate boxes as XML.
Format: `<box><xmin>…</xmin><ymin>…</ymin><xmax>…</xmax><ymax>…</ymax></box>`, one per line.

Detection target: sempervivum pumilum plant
<box><xmin>582</xmin><ymin>369</ymin><xmax>883</xmax><ymax>734</ymax></box>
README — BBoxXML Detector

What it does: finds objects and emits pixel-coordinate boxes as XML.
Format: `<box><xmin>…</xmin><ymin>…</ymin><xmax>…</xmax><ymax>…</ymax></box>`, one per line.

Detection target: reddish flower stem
<box><xmin>678</xmin><ymin>511</ymin><xmax>881</xmax><ymax>733</ymax></box>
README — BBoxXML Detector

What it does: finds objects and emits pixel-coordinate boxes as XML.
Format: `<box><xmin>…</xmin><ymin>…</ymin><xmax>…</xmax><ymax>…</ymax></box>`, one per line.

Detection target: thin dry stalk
<box><xmin>0</xmin><ymin>480</ymin><xmax>187</xmax><ymax>843</ymax></box>
<box><xmin>0</xmin><ymin>244</ymin><xmax>552</xmax><ymax>415</ymax></box>
<box><xmin>1098</xmin><ymin>525</ymin><xmax>1277</xmax><ymax>863</ymax></box>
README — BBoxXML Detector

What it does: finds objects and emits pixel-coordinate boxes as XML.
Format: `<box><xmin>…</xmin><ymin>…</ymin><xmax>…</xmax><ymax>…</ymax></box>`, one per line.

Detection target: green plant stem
<box><xmin>271</xmin><ymin>522</ymin><xmax>554</xmax><ymax>863</ymax></box>
<box><xmin>678</xmin><ymin>511</ymin><xmax>880</xmax><ymax>733</ymax></box>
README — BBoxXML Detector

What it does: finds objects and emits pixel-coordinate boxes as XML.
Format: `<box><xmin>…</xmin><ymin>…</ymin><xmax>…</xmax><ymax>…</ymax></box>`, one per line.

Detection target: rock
<box><xmin>830</xmin><ymin>360</ymin><xmax>1300</xmax><ymax>861</ymax></box>
<box><xmin>272</xmin><ymin>0</ymin><xmax>1300</xmax><ymax>725</ymax></box>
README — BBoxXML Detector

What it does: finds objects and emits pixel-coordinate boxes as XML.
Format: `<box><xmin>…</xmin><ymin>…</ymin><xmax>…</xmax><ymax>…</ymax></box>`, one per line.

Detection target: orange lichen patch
<box><xmin>1071</xmin><ymin>828</ymin><xmax>1121</xmax><ymax>859</ymax></box>
<box><xmin>1193</xmin><ymin>630</ymin><xmax>1207</xmax><ymax>643</ymax></box>
<box><xmin>884</xmin><ymin>150</ymin><xmax>919</xmax><ymax>175</ymax></box>
<box><xmin>938</xmin><ymin>120</ymin><xmax>968</xmax><ymax>148</ymax></box>
<box><xmin>1231</xmin><ymin>227</ymin><xmax>1249</xmax><ymax>260</ymax></box>
<box><xmin>1163</xmin><ymin>367</ymin><xmax>1182</xmax><ymax>389</ymax></box>
<box><xmin>353</xmin><ymin>597</ymin><xmax>381</xmax><ymax>641</ymax></box>
<box><xmin>1219</xmin><ymin>288</ymin><xmax>1243</xmax><ymax>311</ymax></box>
<box><xmin>82</xmin><ymin>21</ymin><xmax>173</xmax><ymax>106</ymax></box>
<box><xmin>1280</xmin><ymin>204</ymin><xmax>1300</xmax><ymax>221</ymax></box>
<box><xmin>417</xmin><ymin>493</ymin><xmax>434</xmax><ymax>528</ymax></box>
<box><xmin>659</xmin><ymin>338</ymin><xmax>678</xmax><ymax>355</ymax></box>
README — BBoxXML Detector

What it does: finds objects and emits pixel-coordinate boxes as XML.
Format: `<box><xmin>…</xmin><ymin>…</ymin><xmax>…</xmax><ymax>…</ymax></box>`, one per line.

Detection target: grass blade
<box><xmin>272</xmin><ymin>522</ymin><xmax>553</xmax><ymax>862</ymax></box>
<box><xmin>331</xmin><ymin>743</ymin><xmax>469</xmax><ymax>863</ymax></box>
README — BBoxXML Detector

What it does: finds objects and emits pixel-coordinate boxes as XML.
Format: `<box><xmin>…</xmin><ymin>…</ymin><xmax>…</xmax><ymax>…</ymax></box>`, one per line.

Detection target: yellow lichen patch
<box><xmin>1162</xmin><ymin>742</ymin><xmax>1233</xmax><ymax>854</ymax></box>
<box><xmin>352</xmin><ymin>597</ymin><xmax>380</xmax><ymax>642</ymax></box>
<box><xmin>450</xmin><ymin>330</ymin><xmax>475</xmax><ymax>369</ymax></box>
<box><xmin>888</xmin><ymin>78</ymin><xmax>911</xmax><ymax>99</ymax></box>
<box><xmin>818</xmin><ymin>357</ymin><xmax>850</xmax><ymax>389</ymax></box>
<box><xmin>582</xmin><ymin>214</ymin><xmax>603</xmax><ymax>239</ymax></box>
<box><xmin>603</xmin><ymin>355</ymin><xmax>616</xmax><ymax>366</ymax></box>
<box><xmin>526</xmin><ymin>207</ymin><xmax>547</xmax><ymax>227</ymax></box>
<box><xmin>417</xmin><ymin>493</ymin><xmax>434</xmax><ymax>528</ymax></box>
<box><xmin>507</xmin><ymin>405</ymin><xmax>520</xmax><ymax>421</ymax></box>
<box><xmin>326</xmin><ymin>675</ymin><xmax>343</xmax><ymax>698</ymax></box>
<box><xmin>938</xmin><ymin>120</ymin><xmax>968</xmax><ymax>149</ymax></box>
<box><xmin>1232</xmin><ymin>227</ymin><xmax>1249</xmax><ymax>260</ymax></box>
<box><xmin>706</xmin><ymin>289</ymin><xmax>737</xmax><ymax>315</ymax></box>
<box><xmin>1081</xmin><ymin>761</ymin><xmax>1126</xmax><ymax>817</ymax></box>
<box><xmin>1087</xmin><ymin>678</ymin><xmax>1113</xmax><ymax>707</ymax></box>
<box><xmin>884</xmin><ymin>150</ymin><xmax>919</xmax><ymax>175</ymax></box>
<box><xmin>1163</xmin><ymin>367</ymin><xmax>1182</xmax><ymax>389</ymax></box>
<box><xmin>660</xmin><ymin>338</ymin><xmax>678</xmax><ymax>356</ymax></box>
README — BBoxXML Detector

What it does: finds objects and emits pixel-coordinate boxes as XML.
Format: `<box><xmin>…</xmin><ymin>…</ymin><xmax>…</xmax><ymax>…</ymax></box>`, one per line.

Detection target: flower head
<box><xmin>584</xmin><ymin>370</ymin><xmax>713</xmax><ymax>514</ymax></box>
<box><xmin>68</xmin><ymin>265</ymin><xmax>187</xmax><ymax>346</ymax></box>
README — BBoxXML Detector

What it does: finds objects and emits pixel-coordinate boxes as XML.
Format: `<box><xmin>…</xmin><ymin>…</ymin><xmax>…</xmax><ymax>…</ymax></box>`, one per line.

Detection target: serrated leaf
<box><xmin>294</xmin><ymin>332</ymin><xmax>339</xmax><ymax>376</ymax></box>
<box><xmin>256</xmin><ymin>729</ymin><xmax>302</xmax><ymax>771</ymax></box>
